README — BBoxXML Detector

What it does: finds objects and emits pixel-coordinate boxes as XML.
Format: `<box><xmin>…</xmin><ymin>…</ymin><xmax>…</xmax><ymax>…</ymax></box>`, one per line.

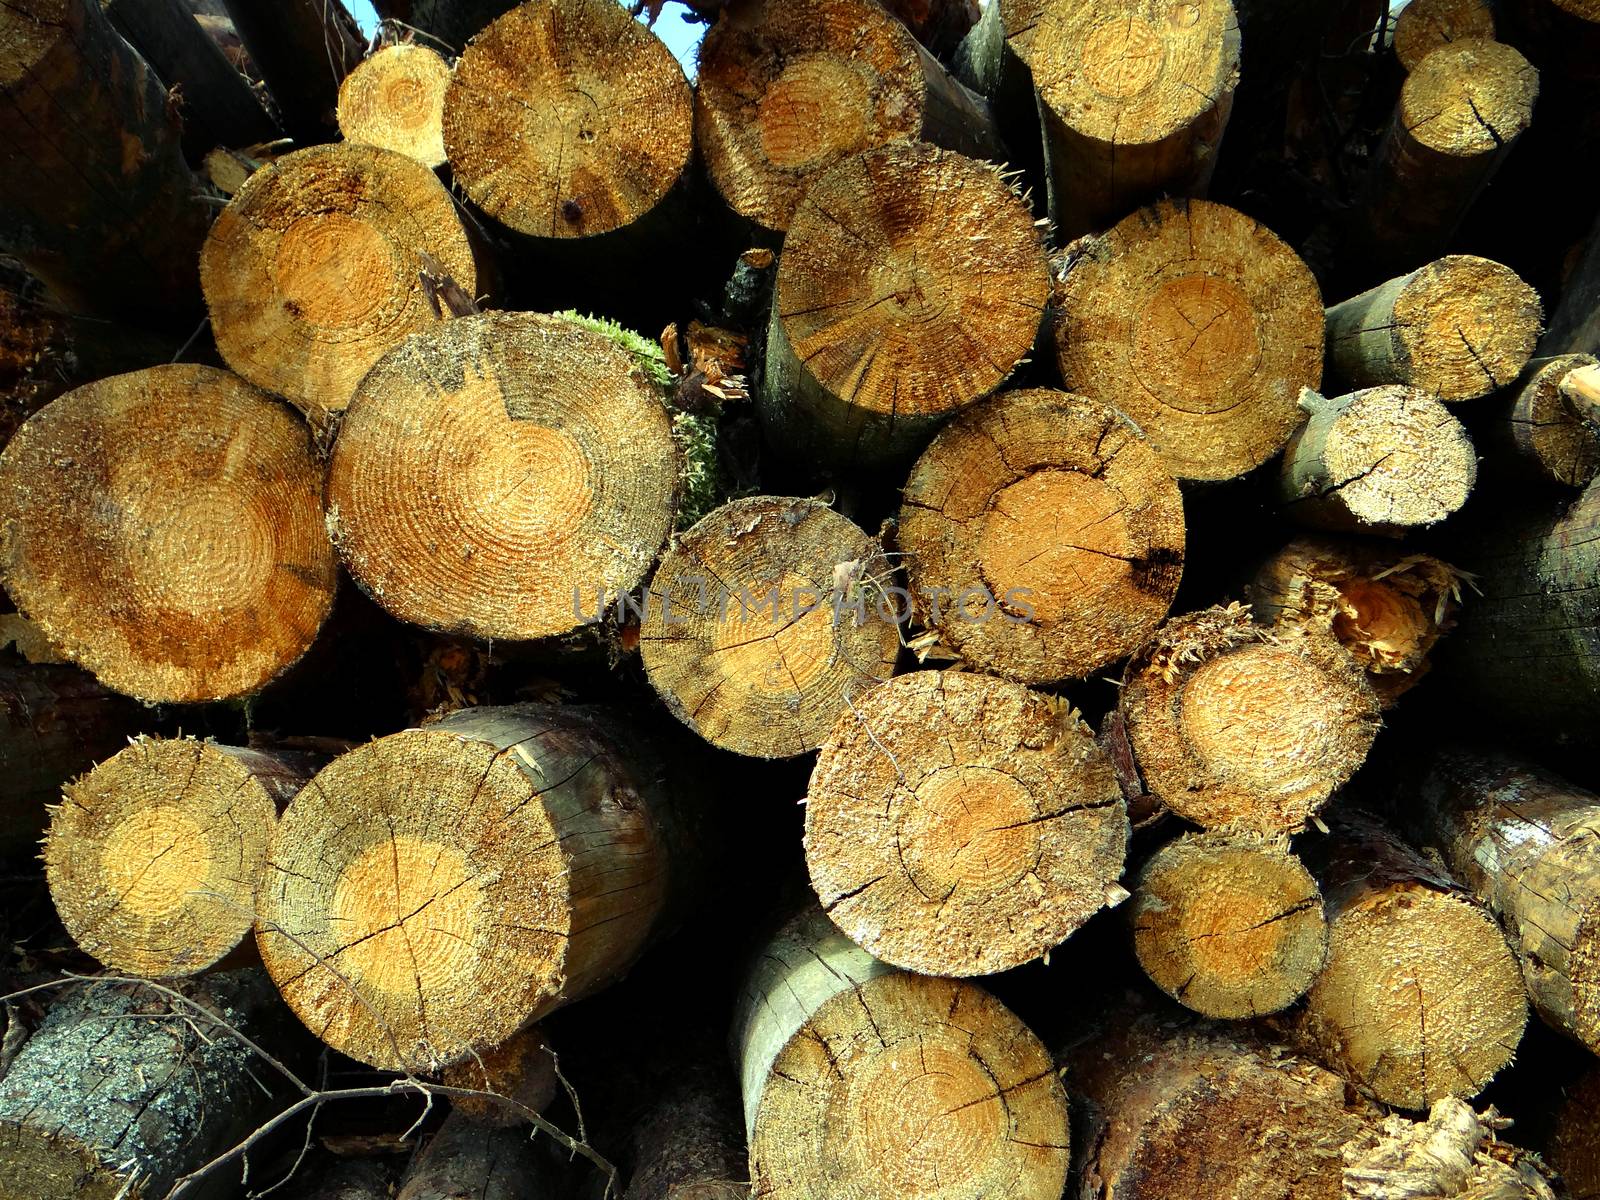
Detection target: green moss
<box><xmin>553</xmin><ymin>310</ymin><xmax>673</xmax><ymax>395</ymax></box>
<box><xmin>673</xmin><ymin>409</ymin><xmax>725</xmax><ymax>531</ymax></box>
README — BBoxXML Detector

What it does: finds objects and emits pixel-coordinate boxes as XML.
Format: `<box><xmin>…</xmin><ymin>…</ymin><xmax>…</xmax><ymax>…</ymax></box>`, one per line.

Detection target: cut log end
<box><xmin>1132</xmin><ymin>831</ymin><xmax>1326</xmax><ymax>1019</ymax></box>
<box><xmin>1399</xmin><ymin>39</ymin><xmax>1539</xmax><ymax>159</ymax></box>
<box><xmin>1505</xmin><ymin>354</ymin><xmax>1600</xmax><ymax>487</ymax></box>
<box><xmin>201</xmin><ymin>142</ymin><xmax>477</xmax><ymax>417</ymax></box>
<box><xmin>1053</xmin><ymin>198</ymin><xmax>1324</xmax><ymax>482</ymax></box>
<box><xmin>45</xmin><ymin>737</ymin><xmax>310</xmax><ymax>978</ymax></box>
<box><xmin>442</xmin><ymin>0</ymin><xmax>692</xmax><ymax>240</ymax></box>
<box><xmin>640</xmin><ymin>497</ymin><xmax>899</xmax><ymax>759</ymax></box>
<box><xmin>337</xmin><ymin>43</ymin><xmax>451</xmax><ymax>168</ymax></box>
<box><xmin>1121</xmin><ymin>607</ymin><xmax>1380</xmax><ymax>833</ymax></box>
<box><xmin>1393</xmin><ymin>0</ymin><xmax>1497</xmax><ymax>72</ymax></box>
<box><xmin>0</xmin><ymin>365</ymin><xmax>337</xmax><ymax>704</ymax></box>
<box><xmin>694</xmin><ymin>0</ymin><xmax>927</xmax><ymax>232</ymax></box>
<box><xmin>1281</xmin><ymin>386</ymin><xmax>1477</xmax><ymax>534</ymax></box>
<box><xmin>899</xmin><ymin>388</ymin><xmax>1184</xmax><ymax>684</ymax></box>
<box><xmin>806</xmin><ymin>671</ymin><xmax>1128</xmax><ymax>975</ymax></box>
<box><xmin>328</xmin><ymin>312</ymin><xmax>680</xmax><ymax>642</ymax></box>
<box><xmin>749</xmin><ymin>972</ymin><xmax>1069</xmax><ymax>1200</ymax></box>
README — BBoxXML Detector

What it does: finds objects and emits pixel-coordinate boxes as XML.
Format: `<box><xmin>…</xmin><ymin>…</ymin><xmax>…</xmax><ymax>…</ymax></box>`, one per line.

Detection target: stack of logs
<box><xmin>3</xmin><ymin>0</ymin><xmax>1600</xmax><ymax>1197</ymax></box>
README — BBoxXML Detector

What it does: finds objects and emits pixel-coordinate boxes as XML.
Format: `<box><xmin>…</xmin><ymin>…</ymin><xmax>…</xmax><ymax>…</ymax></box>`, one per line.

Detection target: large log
<box><xmin>1119</xmin><ymin>606</ymin><xmax>1381</xmax><ymax>833</ymax></box>
<box><xmin>638</xmin><ymin>496</ymin><xmax>899</xmax><ymax>759</ymax></box>
<box><xmin>804</xmin><ymin>670</ymin><xmax>1128</xmax><ymax>976</ymax></box>
<box><xmin>1405</xmin><ymin>747</ymin><xmax>1600</xmax><ymax>1052</ymax></box>
<box><xmin>327</xmin><ymin>312</ymin><xmax>680</xmax><ymax>642</ymax></box>
<box><xmin>733</xmin><ymin>907</ymin><xmax>1070</xmax><ymax>1200</ymax></box>
<box><xmin>1051</xmin><ymin>198</ymin><xmax>1325</xmax><ymax>482</ymax></box>
<box><xmin>0</xmin><ymin>365</ymin><xmax>338</xmax><ymax>704</ymax></box>
<box><xmin>898</xmin><ymin>388</ymin><xmax>1184</xmax><ymax>684</ymax></box>
<box><xmin>694</xmin><ymin>0</ymin><xmax>1003</xmax><ymax>235</ymax></box>
<box><xmin>44</xmin><ymin>736</ymin><xmax>319</xmax><ymax>978</ymax></box>
<box><xmin>257</xmin><ymin>703</ymin><xmax>699</xmax><ymax>1073</ymax></box>
<box><xmin>337</xmin><ymin>43</ymin><xmax>451</xmax><ymax>169</ymax></box>
<box><xmin>219</xmin><ymin>0</ymin><xmax>364</xmax><ymax>143</ymax></box>
<box><xmin>200</xmin><ymin>142</ymin><xmax>478</xmax><ymax>420</ymax></box>
<box><xmin>1297</xmin><ymin>809</ymin><xmax>1527</xmax><ymax>1111</ymax></box>
<box><xmin>0</xmin><ymin>0</ymin><xmax>211</xmax><ymax>321</ymax></box>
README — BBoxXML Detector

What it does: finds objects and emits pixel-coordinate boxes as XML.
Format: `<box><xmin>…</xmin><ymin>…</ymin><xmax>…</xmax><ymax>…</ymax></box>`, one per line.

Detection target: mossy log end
<box><xmin>0</xmin><ymin>365</ymin><xmax>338</xmax><ymax>704</ymax></box>
<box><xmin>898</xmin><ymin>388</ymin><xmax>1184</xmax><ymax>685</ymax></box>
<box><xmin>805</xmin><ymin>670</ymin><xmax>1128</xmax><ymax>976</ymax></box>
<box><xmin>337</xmin><ymin>43</ymin><xmax>451</xmax><ymax>169</ymax></box>
<box><xmin>1120</xmin><ymin>606</ymin><xmax>1381</xmax><ymax>833</ymax></box>
<box><xmin>733</xmin><ymin>907</ymin><xmax>1070</xmax><ymax>1200</ymax></box>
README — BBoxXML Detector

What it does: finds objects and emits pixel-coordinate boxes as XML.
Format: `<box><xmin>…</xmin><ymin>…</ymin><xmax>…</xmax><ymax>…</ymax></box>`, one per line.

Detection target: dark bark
<box><xmin>219</xmin><ymin>0</ymin><xmax>365</xmax><ymax>143</ymax></box>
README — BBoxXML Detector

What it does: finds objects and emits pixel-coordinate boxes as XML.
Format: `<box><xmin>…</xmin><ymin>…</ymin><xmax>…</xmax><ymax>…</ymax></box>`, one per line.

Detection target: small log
<box><xmin>1119</xmin><ymin>606</ymin><xmax>1381</xmax><ymax>834</ymax></box>
<box><xmin>0</xmin><ymin>365</ymin><xmax>338</xmax><ymax>703</ymax></box>
<box><xmin>102</xmin><ymin>0</ymin><xmax>278</xmax><ymax>157</ymax></box>
<box><xmin>760</xmin><ymin>141</ymin><xmax>1049</xmax><ymax>469</ymax></box>
<box><xmin>1065</xmin><ymin>1008</ymin><xmax>1378</xmax><ymax>1200</ymax></box>
<box><xmin>0</xmin><ymin>0</ymin><xmax>211</xmax><ymax>321</ymax></box>
<box><xmin>337</xmin><ymin>43</ymin><xmax>451</xmax><ymax>169</ymax></box>
<box><xmin>1490</xmin><ymin>354</ymin><xmax>1600</xmax><ymax>488</ymax></box>
<box><xmin>1548</xmin><ymin>1067</ymin><xmax>1600</xmax><ymax>1200</ymax></box>
<box><xmin>1406</xmin><ymin>747</ymin><xmax>1600</xmax><ymax>1052</ymax></box>
<box><xmin>201</xmin><ymin>142</ymin><xmax>479</xmax><ymax>419</ymax></box>
<box><xmin>327</xmin><ymin>312</ymin><xmax>680</xmax><ymax>642</ymax></box>
<box><xmin>1324</xmin><ymin>256</ymin><xmax>1543</xmax><ymax>402</ymax></box>
<box><xmin>1364</xmin><ymin>39</ymin><xmax>1539</xmax><ymax>264</ymax></box>
<box><xmin>258</xmin><ymin>703</ymin><xmax>694</xmax><ymax>1072</ymax></box>
<box><xmin>1248</xmin><ymin>535</ymin><xmax>1465</xmax><ymax>706</ymax></box>
<box><xmin>694</xmin><ymin>0</ymin><xmax>1004</xmax><ymax>234</ymax></box>
<box><xmin>734</xmin><ymin>907</ymin><xmax>1070</xmax><ymax>1200</ymax></box>
<box><xmin>638</xmin><ymin>496</ymin><xmax>899</xmax><ymax>759</ymax></box>
<box><xmin>440</xmin><ymin>1027</ymin><xmax>558</xmax><ymax>1127</ymax></box>
<box><xmin>1130</xmin><ymin>830</ymin><xmax>1327</xmax><ymax>1019</ymax></box>
<box><xmin>1297</xmin><ymin>809</ymin><xmax>1527</xmax><ymax>1111</ymax></box>
<box><xmin>805</xmin><ymin>670</ymin><xmax>1128</xmax><ymax>975</ymax></box>
<box><xmin>44</xmin><ymin>736</ymin><xmax>319</xmax><ymax>978</ymax></box>
<box><xmin>441</xmin><ymin>0</ymin><xmax>692</xmax><ymax>246</ymax></box>
<box><xmin>1393</xmin><ymin>0</ymin><xmax>1497</xmax><ymax>72</ymax></box>
<box><xmin>0</xmin><ymin>662</ymin><xmax>145</xmax><ymax>860</ymax></box>
<box><xmin>1347</xmin><ymin>1098</ymin><xmax>1559</xmax><ymax>1200</ymax></box>
<box><xmin>898</xmin><ymin>388</ymin><xmax>1184</xmax><ymax>684</ymax></box>
<box><xmin>396</xmin><ymin>1111</ymin><xmax>548</xmax><ymax>1200</ymax></box>
<box><xmin>1051</xmin><ymin>198</ymin><xmax>1325</xmax><ymax>482</ymax></box>
<box><xmin>622</xmin><ymin>1056</ymin><xmax>746</xmax><ymax>1200</ymax></box>
<box><xmin>0</xmin><ymin>971</ymin><xmax>288</xmax><ymax>1200</ymax></box>
<box><xmin>1279</xmin><ymin>386</ymin><xmax>1478</xmax><ymax>535</ymax></box>
<box><xmin>219</xmin><ymin>0</ymin><xmax>364</xmax><ymax>143</ymax></box>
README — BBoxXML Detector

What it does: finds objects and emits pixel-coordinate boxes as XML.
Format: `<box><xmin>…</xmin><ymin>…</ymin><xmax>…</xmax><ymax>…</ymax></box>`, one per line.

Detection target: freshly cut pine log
<box><xmin>201</xmin><ymin>142</ymin><xmax>478</xmax><ymax>419</ymax></box>
<box><xmin>44</xmin><ymin>736</ymin><xmax>318</xmax><ymax>978</ymax></box>
<box><xmin>694</xmin><ymin>0</ymin><xmax>1004</xmax><ymax>234</ymax></box>
<box><xmin>760</xmin><ymin>142</ymin><xmax>1048</xmax><ymax>469</ymax></box>
<box><xmin>1547</xmin><ymin>1067</ymin><xmax>1600</xmax><ymax>1200</ymax></box>
<box><xmin>638</xmin><ymin>496</ymin><xmax>899</xmax><ymax>759</ymax></box>
<box><xmin>0</xmin><ymin>0</ymin><xmax>211</xmax><ymax>320</ymax></box>
<box><xmin>1119</xmin><ymin>606</ymin><xmax>1381</xmax><ymax>833</ymax></box>
<box><xmin>1279</xmin><ymin>386</ymin><xmax>1477</xmax><ymax>535</ymax></box>
<box><xmin>0</xmin><ymin>663</ymin><xmax>144</xmax><ymax>859</ymax></box>
<box><xmin>733</xmin><ymin>907</ymin><xmax>1070</xmax><ymax>1200</ymax></box>
<box><xmin>102</xmin><ymin>0</ymin><xmax>278</xmax><ymax>157</ymax></box>
<box><xmin>1324</xmin><ymin>257</ymin><xmax>1543</xmax><ymax>402</ymax></box>
<box><xmin>337</xmin><ymin>43</ymin><xmax>451</xmax><ymax>168</ymax></box>
<box><xmin>898</xmin><ymin>388</ymin><xmax>1184</xmax><ymax>684</ymax></box>
<box><xmin>0</xmin><ymin>365</ymin><xmax>338</xmax><ymax>704</ymax></box>
<box><xmin>623</xmin><ymin>1058</ymin><xmax>747</xmax><ymax>1200</ymax></box>
<box><xmin>1248</xmin><ymin>536</ymin><xmax>1464</xmax><ymax>706</ymax></box>
<box><xmin>1065</xmin><ymin>1010</ymin><xmax>1377</xmax><ymax>1200</ymax></box>
<box><xmin>396</xmin><ymin>1112</ymin><xmax>548</xmax><ymax>1200</ymax></box>
<box><xmin>440</xmin><ymin>1026</ymin><xmax>558</xmax><ymax>1126</ymax></box>
<box><xmin>327</xmin><ymin>311</ymin><xmax>680</xmax><ymax>642</ymax></box>
<box><xmin>1346</xmin><ymin>1098</ymin><xmax>1559</xmax><ymax>1200</ymax></box>
<box><xmin>1365</xmin><ymin>39</ymin><xmax>1539</xmax><ymax>263</ymax></box>
<box><xmin>1441</xmin><ymin>478</ymin><xmax>1600</xmax><ymax>736</ymax></box>
<box><xmin>1131</xmin><ymin>831</ymin><xmax>1327</xmax><ymax>1019</ymax></box>
<box><xmin>1297</xmin><ymin>809</ymin><xmax>1527</xmax><ymax>1111</ymax></box>
<box><xmin>442</xmin><ymin>0</ymin><xmax>692</xmax><ymax>244</ymax></box>
<box><xmin>1406</xmin><ymin>747</ymin><xmax>1600</xmax><ymax>1051</ymax></box>
<box><xmin>1491</xmin><ymin>354</ymin><xmax>1600</xmax><ymax>488</ymax></box>
<box><xmin>258</xmin><ymin>704</ymin><xmax>693</xmax><ymax>1073</ymax></box>
<box><xmin>1393</xmin><ymin>0</ymin><xmax>1497</xmax><ymax>71</ymax></box>
<box><xmin>0</xmin><ymin>972</ymin><xmax>286</xmax><ymax>1200</ymax></box>
<box><xmin>219</xmin><ymin>0</ymin><xmax>364</xmax><ymax>142</ymax></box>
<box><xmin>1052</xmin><ymin>198</ymin><xmax>1325</xmax><ymax>482</ymax></box>
<box><xmin>805</xmin><ymin>671</ymin><xmax>1129</xmax><ymax>976</ymax></box>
